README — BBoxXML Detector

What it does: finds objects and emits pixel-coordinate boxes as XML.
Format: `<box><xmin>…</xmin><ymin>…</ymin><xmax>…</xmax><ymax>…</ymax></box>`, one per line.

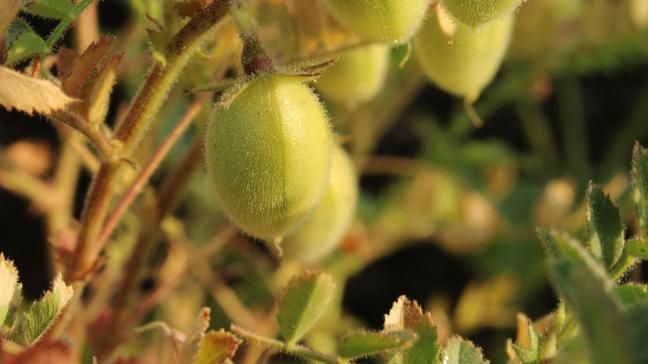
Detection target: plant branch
<box><xmin>230</xmin><ymin>325</ymin><xmax>349</xmax><ymax>364</ymax></box>
<box><xmin>67</xmin><ymin>0</ymin><xmax>232</xmax><ymax>281</ymax></box>
<box><xmin>50</xmin><ymin>110</ymin><xmax>115</xmax><ymax>161</ymax></box>
<box><xmin>45</xmin><ymin>0</ymin><xmax>96</xmax><ymax>52</ymax></box>
<box><xmin>97</xmin><ymin>99</ymin><xmax>203</xmax><ymax>248</ymax></box>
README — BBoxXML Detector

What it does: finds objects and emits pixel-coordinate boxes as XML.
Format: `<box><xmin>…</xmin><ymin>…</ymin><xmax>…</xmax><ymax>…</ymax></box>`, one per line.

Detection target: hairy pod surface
<box><xmin>316</xmin><ymin>44</ymin><xmax>390</xmax><ymax>106</ymax></box>
<box><xmin>440</xmin><ymin>0</ymin><xmax>525</xmax><ymax>26</ymax></box>
<box><xmin>205</xmin><ymin>74</ymin><xmax>331</xmax><ymax>241</ymax></box>
<box><xmin>282</xmin><ymin>144</ymin><xmax>357</xmax><ymax>264</ymax></box>
<box><xmin>413</xmin><ymin>8</ymin><xmax>514</xmax><ymax>101</ymax></box>
<box><xmin>324</xmin><ymin>0</ymin><xmax>432</xmax><ymax>43</ymax></box>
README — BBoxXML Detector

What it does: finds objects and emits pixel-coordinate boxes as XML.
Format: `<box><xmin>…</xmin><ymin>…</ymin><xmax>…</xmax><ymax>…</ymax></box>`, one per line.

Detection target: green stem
<box><xmin>45</xmin><ymin>0</ymin><xmax>95</xmax><ymax>51</ymax></box>
<box><xmin>66</xmin><ymin>0</ymin><xmax>233</xmax><ymax>281</ymax></box>
<box><xmin>230</xmin><ymin>325</ymin><xmax>349</xmax><ymax>364</ymax></box>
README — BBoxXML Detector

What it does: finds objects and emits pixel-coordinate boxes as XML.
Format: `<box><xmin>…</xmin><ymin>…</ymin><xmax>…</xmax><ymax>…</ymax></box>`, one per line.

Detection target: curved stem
<box><xmin>66</xmin><ymin>0</ymin><xmax>232</xmax><ymax>281</ymax></box>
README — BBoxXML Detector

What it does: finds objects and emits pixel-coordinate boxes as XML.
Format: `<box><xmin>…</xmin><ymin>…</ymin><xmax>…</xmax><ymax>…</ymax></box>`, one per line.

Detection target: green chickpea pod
<box><xmin>413</xmin><ymin>7</ymin><xmax>514</xmax><ymax>102</ymax></box>
<box><xmin>324</xmin><ymin>0</ymin><xmax>432</xmax><ymax>43</ymax></box>
<box><xmin>205</xmin><ymin>74</ymin><xmax>331</xmax><ymax>242</ymax></box>
<box><xmin>440</xmin><ymin>0</ymin><xmax>526</xmax><ymax>26</ymax></box>
<box><xmin>282</xmin><ymin>144</ymin><xmax>358</xmax><ymax>264</ymax></box>
<box><xmin>316</xmin><ymin>44</ymin><xmax>390</xmax><ymax>106</ymax></box>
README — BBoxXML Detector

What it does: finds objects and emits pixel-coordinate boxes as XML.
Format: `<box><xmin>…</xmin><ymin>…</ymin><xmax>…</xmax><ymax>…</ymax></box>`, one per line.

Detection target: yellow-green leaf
<box><xmin>0</xmin><ymin>253</ymin><xmax>20</xmax><ymax>327</ymax></box>
<box><xmin>192</xmin><ymin>330</ymin><xmax>241</xmax><ymax>364</ymax></box>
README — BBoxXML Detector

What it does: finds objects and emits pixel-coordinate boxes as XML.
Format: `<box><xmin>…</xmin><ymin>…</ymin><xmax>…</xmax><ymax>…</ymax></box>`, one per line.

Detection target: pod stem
<box><xmin>66</xmin><ymin>0</ymin><xmax>232</xmax><ymax>282</ymax></box>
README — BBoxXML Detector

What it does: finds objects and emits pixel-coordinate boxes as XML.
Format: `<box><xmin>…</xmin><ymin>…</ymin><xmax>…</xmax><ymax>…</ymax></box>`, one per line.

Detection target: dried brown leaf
<box><xmin>0</xmin><ymin>66</ymin><xmax>75</xmax><ymax>116</ymax></box>
<box><xmin>61</xmin><ymin>37</ymin><xmax>115</xmax><ymax>96</ymax></box>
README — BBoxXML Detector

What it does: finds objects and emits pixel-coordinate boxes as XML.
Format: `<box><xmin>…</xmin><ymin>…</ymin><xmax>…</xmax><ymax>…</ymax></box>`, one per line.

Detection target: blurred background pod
<box><xmin>316</xmin><ymin>44</ymin><xmax>390</xmax><ymax>107</ymax></box>
<box><xmin>413</xmin><ymin>6</ymin><xmax>514</xmax><ymax>102</ymax></box>
<box><xmin>282</xmin><ymin>143</ymin><xmax>358</xmax><ymax>265</ymax></box>
<box><xmin>439</xmin><ymin>0</ymin><xmax>526</xmax><ymax>27</ymax></box>
<box><xmin>323</xmin><ymin>0</ymin><xmax>432</xmax><ymax>44</ymax></box>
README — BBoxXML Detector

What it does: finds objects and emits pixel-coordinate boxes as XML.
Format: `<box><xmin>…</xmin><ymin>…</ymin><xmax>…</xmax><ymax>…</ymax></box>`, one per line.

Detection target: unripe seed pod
<box><xmin>440</xmin><ymin>0</ymin><xmax>525</xmax><ymax>27</ymax></box>
<box><xmin>205</xmin><ymin>74</ymin><xmax>331</xmax><ymax>241</ymax></box>
<box><xmin>282</xmin><ymin>144</ymin><xmax>357</xmax><ymax>264</ymax></box>
<box><xmin>413</xmin><ymin>7</ymin><xmax>514</xmax><ymax>101</ymax></box>
<box><xmin>324</xmin><ymin>0</ymin><xmax>432</xmax><ymax>43</ymax></box>
<box><xmin>317</xmin><ymin>44</ymin><xmax>390</xmax><ymax>106</ymax></box>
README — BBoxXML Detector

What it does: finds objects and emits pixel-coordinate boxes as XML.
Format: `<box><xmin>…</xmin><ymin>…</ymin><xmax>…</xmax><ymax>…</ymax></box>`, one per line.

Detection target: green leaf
<box><xmin>338</xmin><ymin>330</ymin><xmax>416</xmax><ymax>360</ymax></box>
<box><xmin>23</xmin><ymin>0</ymin><xmax>75</xmax><ymax>20</ymax></box>
<box><xmin>0</xmin><ymin>254</ymin><xmax>20</xmax><ymax>327</ymax></box>
<box><xmin>277</xmin><ymin>271</ymin><xmax>334</xmax><ymax>344</ymax></box>
<box><xmin>626</xmin><ymin>239</ymin><xmax>648</xmax><ymax>258</ymax></box>
<box><xmin>441</xmin><ymin>337</ymin><xmax>488</xmax><ymax>364</ymax></box>
<box><xmin>383</xmin><ymin>296</ymin><xmax>439</xmax><ymax>364</ymax></box>
<box><xmin>507</xmin><ymin>314</ymin><xmax>540</xmax><ymax>364</ymax></box>
<box><xmin>586</xmin><ymin>183</ymin><xmax>624</xmax><ymax>269</ymax></box>
<box><xmin>632</xmin><ymin>143</ymin><xmax>648</xmax><ymax>240</ymax></box>
<box><xmin>623</xmin><ymin>303</ymin><xmax>648</xmax><ymax>363</ymax></box>
<box><xmin>539</xmin><ymin>230</ymin><xmax>633</xmax><ymax>364</ymax></box>
<box><xmin>191</xmin><ymin>329</ymin><xmax>241</xmax><ymax>364</ymax></box>
<box><xmin>615</xmin><ymin>283</ymin><xmax>648</xmax><ymax>308</ymax></box>
<box><xmin>6</xmin><ymin>30</ymin><xmax>48</xmax><ymax>65</ymax></box>
<box><xmin>12</xmin><ymin>273</ymin><xmax>73</xmax><ymax>345</ymax></box>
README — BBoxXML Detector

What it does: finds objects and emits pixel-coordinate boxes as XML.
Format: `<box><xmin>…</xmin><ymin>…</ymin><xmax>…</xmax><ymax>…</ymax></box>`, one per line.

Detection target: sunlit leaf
<box><xmin>277</xmin><ymin>271</ymin><xmax>334</xmax><ymax>344</ymax></box>
<box><xmin>383</xmin><ymin>295</ymin><xmax>439</xmax><ymax>364</ymax></box>
<box><xmin>441</xmin><ymin>337</ymin><xmax>488</xmax><ymax>364</ymax></box>
<box><xmin>586</xmin><ymin>183</ymin><xmax>624</xmax><ymax>269</ymax></box>
<box><xmin>0</xmin><ymin>254</ymin><xmax>20</xmax><ymax>327</ymax></box>
<box><xmin>86</xmin><ymin>52</ymin><xmax>121</xmax><ymax>125</ymax></box>
<box><xmin>338</xmin><ymin>330</ymin><xmax>416</xmax><ymax>360</ymax></box>
<box><xmin>191</xmin><ymin>330</ymin><xmax>241</xmax><ymax>364</ymax></box>
<box><xmin>0</xmin><ymin>66</ymin><xmax>75</xmax><ymax>116</ymax></box>
<box><xmin>13</xmin><ymin>274</ymin><xmax>73</xmax><ymax>345</ymax></box>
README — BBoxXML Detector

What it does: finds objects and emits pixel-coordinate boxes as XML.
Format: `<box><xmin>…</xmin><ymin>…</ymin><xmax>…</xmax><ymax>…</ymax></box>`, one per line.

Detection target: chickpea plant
<box><xmin>0</xmin><ymin>0</ymin><xmax>647</xmax><ymax>364</ymax></box>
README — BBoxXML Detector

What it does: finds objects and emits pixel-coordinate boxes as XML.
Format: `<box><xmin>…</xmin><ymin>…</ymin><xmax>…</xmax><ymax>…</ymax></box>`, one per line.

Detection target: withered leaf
<box><xmin>0</xmin><ymin>66</ymin><xmax>75</xmax><ymax>116</ymax></box>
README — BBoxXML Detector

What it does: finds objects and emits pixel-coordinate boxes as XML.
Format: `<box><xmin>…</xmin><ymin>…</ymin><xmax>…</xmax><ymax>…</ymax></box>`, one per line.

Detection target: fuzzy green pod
<box><xmin>440</xmin><ymin>0</ymin><xmax>525</xmax><ymax>26</ymax></box>
<box><xmin>205</xmin><ymin>74</ymin><xmax>331</xmax><ymax>241</ymax></box>
<box><xmin>282</xmin><ymin>144</ymin><xmax>357</xmax><ymax>264</ymax></box>
<box><xmin>413</xmin><ymin>8</ymin><xmax>514</xmax><ymax>101</ymax></box>
<box><xmin>316</xmin><ymin>44</ymin><xmax>390</xmax><ymax>106</ymax></box>
<box><xmin>324</xmin><ymin>0</ymin><xmax>432</xmax><ymax>43</ymax></box>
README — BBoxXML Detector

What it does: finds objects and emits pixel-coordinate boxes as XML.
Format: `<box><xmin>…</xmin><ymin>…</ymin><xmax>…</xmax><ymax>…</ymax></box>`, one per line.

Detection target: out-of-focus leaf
<box><xmin>0</xmin><ymin>340</ymin><xmax>73</xmax><ymax>364</ymax></box>
<box><xmin>0</xmin><ymin>254</ymin><xmax>20</xmax><ymax>327</ymax></box>
<box><xmin>383</xmin><ymin>295</ymin><xmax>439</xmax><ymax>364</ymax></box>
<box><xmin>441</xmin><ymin>337</ymin><xmax>488</xmax><ymax>364</ymax></box>
<box><xmin>86</xmin><ymin>52</ymin><xmax>121</xmax><ymax>125</ymax></box>
<box><xmin>632</xmin><ymin>143</ymin><xmax>648</xmax><ymax>240</ymax></box>
<box><xmin>24</xmin><ymin>0</ymin><xmax>75</xmax><ymax>20</ymax></box>
<box><xmin>61</xmin><ymin>37</ymin><xmax>115</xmax><ymax>97</ymax></box>
<box><xmin>181</xmin><ymin>307</ymin><xmax>211</xmax><ymax>363</ymax></box>
<box><xmin>0</xmin><ymin>0</ymin><xmax>21</xmax><ymax>42</ymax></box>
<box><xmin>539</xmin><ymin>230</ymin><xmax>632</xmax><ymax>364</ymax></box>
<box><xmin>586</xmin><ymin>183</ymin><xmax>624</xmax><ymax>269</ymax></box>
<box><xmin>6</xmin><ymin>30</ymin><xmax>48</xmax><ymax>65</ymax></box>
<box><xmin>623</xmin><ymin>303</ymin><xmax>648</xmax><ymax>363</ymax></box>
<box><xmin>277</xmin><ymin>271</ymin><xmax>334</xmax><ymax>344</ymax></box>
<box><xmin>0</xmin><ymin>66</ymin><xmax>75</xmax><ymax>115</ymax></box>
<box><xmin>12</xmin><ymin>274</ymin><xmax>73</xmax><ymax>345</ymax></box>
<box><xmin>191</xmin><ymin>329</ymin><xmax>241</xmax><ymax>364</ymax></box>
<box><xmin>626</xmin><ymin>238</ymin><xmax>648</xmax><ymax>258</ymax></box>
<box><xmin>338</xmin><ymin>330</ymin><xmax>416</xmax><ymax>360</ymax></box>
<box><xmin>615</xmin><ymin>283</ymin><xmax>648</xmax><ymax>308</ymax></box>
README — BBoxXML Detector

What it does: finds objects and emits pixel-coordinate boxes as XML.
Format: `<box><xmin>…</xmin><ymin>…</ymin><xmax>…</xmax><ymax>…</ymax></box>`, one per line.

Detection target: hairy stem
<box><xmin>67</xmin><ymin>0</ymin><xmax>232</xmax><ymax>281</ymax></box>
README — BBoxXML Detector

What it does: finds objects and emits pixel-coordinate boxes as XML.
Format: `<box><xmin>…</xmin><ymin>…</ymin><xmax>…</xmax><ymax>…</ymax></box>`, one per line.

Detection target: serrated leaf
<box><xmin>6</xmin><ymin>30</ymin><xmax>48</xmax><ymax>65</ymax></box>
<box><xmin>61</xmin><ymin>37</ymin><xmax>115</xmax><ymax>97</ymax></box>
<box><xmin>615</xmin><ymin>283</ymin><xmax>648</xmax><ymax>308</ymax></box>
<box><xmin>508</xmin><ymin>313</ymin><xmax>540</xmax><ymax>364</ymax></box>
<box><xmin>0</xmin><ymin>254</ymin><xmax>20</xmax><ymax>327</ymax></box>
<box><xmin>539</xmin><ymin>230</ymin><xmax>632</xmax><ymax>364</ymax></box>
<box><xmin>0</xmin><ymin>0</ymin><xmax>21</xmax><ymax>42</ymax></box>
<box><xmin>383</xmin><ymin>296</ymin><xmax>439</xmax><ymax>364</ymax></box>
<box><xmin>13</xmin><ymin>274</ymin><xmax>73</xmax><ymax>345</ymax></box>
<box><xmin>586</xmin><ymin>183</ymin><xmax>624</xmax><ymax>269</ymax></box>
<box><xmin>191</xmin><ymin>330</ymin><xmax>241</xmax><ymax>364</ymax></box>
<box><xmin>441</xmin><ymin>337</ymin><xmax>488</xmax><ymax>364</ymax></box>
<box><xmin>0</xmin><ymin>65</ymin><xmax>75</xmax><ymax>115</ymax></box>
<box><xmin>86</xmin><ymin>52</ymin><xmax>121</xmax><ymax>125</ymax></box>
<box><xmin>339</xmin><ymin>330</ymin><xmax>416</xmax><ymax>360</ymax></box>
<box><xmin>277</xmin><ymin>271</ymin><xmax>334</xmax><ymax>344</ymax></box>
<box><xmin>181</xmin><ymin>307</ymin><xmax>211</xmax><ymax>363</ymax></box>
<box><xmin>632</xmin><ymin>143</ymin><xmax>648</xmax><ymax>240</ymax></box>
<box><xmin>24</xmin><ymin>0</ymin><xmax>75</xmax><ymax>21</ymax></box>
